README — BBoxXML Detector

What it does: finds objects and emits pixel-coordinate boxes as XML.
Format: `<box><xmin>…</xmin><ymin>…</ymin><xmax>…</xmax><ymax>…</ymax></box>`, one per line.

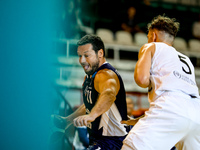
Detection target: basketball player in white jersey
<box><xmin>121</xmin><ymin>15</ymin><xmax>200</xmax><ymax>150</ymax></box>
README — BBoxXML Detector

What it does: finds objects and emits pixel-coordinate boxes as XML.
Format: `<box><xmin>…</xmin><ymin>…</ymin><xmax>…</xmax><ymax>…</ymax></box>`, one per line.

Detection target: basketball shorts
<box><xmin>87</xmin><ymin>135</ymin><xmax>127</xmax><ymax>150</ymax></box>
<box><xmin>121</xmin><ymin>92</ymin><xmax>200</xmax><ymax>150</ymax></box>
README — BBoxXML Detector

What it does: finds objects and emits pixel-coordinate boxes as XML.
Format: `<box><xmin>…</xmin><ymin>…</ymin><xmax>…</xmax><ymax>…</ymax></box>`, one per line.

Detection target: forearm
<box><xmin>89</xmin><ymin>90</ymin><xmax>116</xmax><ymax>120</ymax></box>
<box><xmin>67</xmin><ymin>104</ymin><xmax>86</xmax><ymax>122</ymax></box>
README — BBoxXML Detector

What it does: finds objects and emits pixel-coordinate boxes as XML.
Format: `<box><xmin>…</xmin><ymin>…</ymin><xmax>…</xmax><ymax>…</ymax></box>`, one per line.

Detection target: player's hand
<box><xmin>121</xmin><ymin>119</ymin><xmax>138</xmax><ymax>126</ymax></box>
<box><xmin>121</xmin><ymin>116</ymin><xmax>138</xmax><ymax>126</ymax></box>
<box><xmin>73</xmin><ymin>115</ymin><xmax>95</xmax><ymax>127</ymax></box>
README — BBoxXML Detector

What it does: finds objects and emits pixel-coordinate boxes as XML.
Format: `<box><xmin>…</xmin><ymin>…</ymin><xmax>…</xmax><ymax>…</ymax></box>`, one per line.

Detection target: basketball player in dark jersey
<box><xmin>53</xmin><ymin>34</ymin><xmax>129</xmax><ymax>150</ymax></box>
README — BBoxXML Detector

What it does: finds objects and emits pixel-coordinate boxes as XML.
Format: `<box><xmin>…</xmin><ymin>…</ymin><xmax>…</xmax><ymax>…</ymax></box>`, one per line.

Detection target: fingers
<box><xmin>73</xmin><ymin>117</ymin><xmax>82</xmax><ymax>127</ymax></box>
<box><xmin>73</xmin><ymin>115</ymin><xmax>89</xmax><ymax>127</ymax></box>
<box><xmin>127</xmin><ymin>115</ymin><xmax>134</xmax><ymax>120</ymax></box>
<box><xmin>121</xmin><ymin>119</ymin><xmax>137</xmax><ymax>126</ymax></box>
<box><xmin>121</xmin><ymin>120</ymin><xmax>128</xmax><ymax>124</ymax></box>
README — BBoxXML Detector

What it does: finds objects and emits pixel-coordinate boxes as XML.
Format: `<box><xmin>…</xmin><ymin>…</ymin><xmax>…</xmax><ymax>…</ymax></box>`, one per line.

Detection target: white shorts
<box><xmin>122</xmin><ymin>92</ymin><xmax>200</xmax><ymax>150</ymax></box>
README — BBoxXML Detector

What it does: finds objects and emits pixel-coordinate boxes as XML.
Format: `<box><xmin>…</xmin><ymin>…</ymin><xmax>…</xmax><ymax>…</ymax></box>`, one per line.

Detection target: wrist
<box><xmin>88</xmin><ymin>112</ymin><xmax>98</xmax><ymax>122</ymax></box>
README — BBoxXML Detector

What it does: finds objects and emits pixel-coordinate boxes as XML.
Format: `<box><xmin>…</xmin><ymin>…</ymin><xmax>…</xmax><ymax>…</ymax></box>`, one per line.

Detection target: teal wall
<box><xmin>0</xmin><ymin>0</ymin><xmax>58</xmax><ymax>149</ymax></box>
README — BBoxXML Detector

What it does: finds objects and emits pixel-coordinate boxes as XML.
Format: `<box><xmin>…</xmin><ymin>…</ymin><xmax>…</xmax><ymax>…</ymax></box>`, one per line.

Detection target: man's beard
<box><xmin>85</xmin><ymin>60</ymin><xmax>99</xmax><ymax>76</ymax></box>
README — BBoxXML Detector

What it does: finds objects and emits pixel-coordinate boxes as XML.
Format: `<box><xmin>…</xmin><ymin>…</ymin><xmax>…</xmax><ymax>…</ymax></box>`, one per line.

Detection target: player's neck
<box><xmin>99</xmin><ymin>57</ymin><xmax>106</xmax><ymax>68</ymax></box>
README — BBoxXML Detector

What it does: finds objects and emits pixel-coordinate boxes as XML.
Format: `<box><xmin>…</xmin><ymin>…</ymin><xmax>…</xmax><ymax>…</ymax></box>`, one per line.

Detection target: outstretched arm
<box><xmin>53</xmin><ymin>104</ymin><xmax>86</xmax><ymax>129</ymax></box>
<box><xmin>68</xmin><ymin>104</ymin><xmax>86</xmax><ymax>122</ymax></box>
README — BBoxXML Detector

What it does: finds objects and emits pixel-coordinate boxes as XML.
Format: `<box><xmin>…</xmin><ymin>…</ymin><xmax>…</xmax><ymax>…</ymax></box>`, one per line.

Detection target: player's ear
<box><xmin>98</xmin><ymin>49</ymin><xmax>104</xmax><ymax>58</ymax></box>
<box><xmin>153</xmin><ymin>32</ymin><xmax>156</xmax><ymax>42</ymax></box>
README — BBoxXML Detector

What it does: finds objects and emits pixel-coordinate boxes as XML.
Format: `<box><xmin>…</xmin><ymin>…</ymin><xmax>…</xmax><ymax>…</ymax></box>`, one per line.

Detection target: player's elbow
<box><xmin>134</xmin><ymin>73</ymin><xmax>149</xmax><ymax>88</ymax></box>
<box><xmin>101</xmin><ymin>89</ymin><xmax>116</xmax><ymax>102</ymax></box>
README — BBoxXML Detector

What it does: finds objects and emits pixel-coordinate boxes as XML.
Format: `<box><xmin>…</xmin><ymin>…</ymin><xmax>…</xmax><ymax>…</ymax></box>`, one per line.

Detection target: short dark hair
<box><xmin>77</xmin><ymin>34</ymin><xmax>105</xmax><ymax>57</ymax></box>
<box><xmin>147</xmin><ymin>15</ymin><xmax>180</xmax><ymax>37</ymax></box>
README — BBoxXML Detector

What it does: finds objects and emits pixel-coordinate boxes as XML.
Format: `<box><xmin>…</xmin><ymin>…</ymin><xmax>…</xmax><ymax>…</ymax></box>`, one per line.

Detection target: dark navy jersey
<box><xmin>82</xmin><ymin>63</ymin><xmax>128</xmax><ymax>137</ymax></box>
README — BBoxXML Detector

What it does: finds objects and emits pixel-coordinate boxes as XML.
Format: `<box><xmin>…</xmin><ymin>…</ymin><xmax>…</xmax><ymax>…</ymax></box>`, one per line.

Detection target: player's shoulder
<box><xmin>141</xmin><ymin>42</ymin><xmax>155</xmax><ymax>51</ymax></box>
<box><xmin>142</xmin><ymin>42</ymin><xmax>155</xmax><ymax>48</ymax></box>
<box><xmin>140</xmin><ymin>42</ymin><xmax>155</xmax><ymax>56</ymax></box>
<box><xmin>94</xmin><ymin>68</ymin><xmax>120</xmax><ymax>92</ymax></box>
<box><xmin>176</xmin><ymin>50</ymin><xmax>188</xmax><ymax>58</ymax></box>
<box><xmin>96</xmin><ymin>69</ymin><xmax>117</xmax><ymax>79</ymax></box>
<box><xmin>94</xmin><ymin>68</ymin><xmax>119</xmax><ymax>83</ymax></box>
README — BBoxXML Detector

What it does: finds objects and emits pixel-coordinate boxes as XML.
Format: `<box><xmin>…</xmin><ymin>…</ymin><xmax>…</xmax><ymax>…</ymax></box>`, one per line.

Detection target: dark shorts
<box><xmin>87</xmin><ymin>135</ymin><xmax>127</xmax><ymax>150</ymax></box>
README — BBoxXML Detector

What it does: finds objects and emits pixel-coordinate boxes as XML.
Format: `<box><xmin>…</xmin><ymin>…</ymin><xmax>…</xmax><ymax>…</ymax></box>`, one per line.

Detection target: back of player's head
<box><xmin>77</xmin><ymin>34</ymin><xmax>105</xmax><ymax>57</ymax></box>
<box><xmin>147</xmin><ymin>15</ymin><xmax>180</xmax><ymax>38</ymax></box>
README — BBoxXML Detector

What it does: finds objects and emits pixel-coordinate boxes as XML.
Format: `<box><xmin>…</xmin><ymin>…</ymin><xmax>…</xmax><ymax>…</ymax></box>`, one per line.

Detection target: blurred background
<box><xmin>52</xmin><ymin>0</ymin><xmax>200</xmax><ymax>149</ymax></box>
<box><xmin>1</xmin><ymin>0</ymin><xmax>200</xmax><ymax>150</ymax></box>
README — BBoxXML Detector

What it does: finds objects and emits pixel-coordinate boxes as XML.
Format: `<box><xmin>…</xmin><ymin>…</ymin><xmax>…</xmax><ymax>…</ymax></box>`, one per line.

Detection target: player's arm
<box><xmin>66</xmin><ymin>76</ymin><xmax>87</xmax><ymax>123</ymax></box>
<box><xmin>134</xmin><ymin>43</ymin><xmax>155</xmax><ymax>88</ymax></box>
<box><xmin>66</xmin><ymin>104</ymin><xmax>86</xmax><ymax>129</ymax></box>
<box><xmin>73</xmin><ymin>69</ymin><xmax>120</xmax><ymax>126</ymax></box>
<box><xmin>90</xmin><ymin>69</ymin><xmax>120</xmax><ymax>119</ymax></box>
<box><xmin>53</xmin><ymin>76</ymin><xmax>87</xmax><ymax>129</ymax></box>
<box><xmin>54</xmin><ymin>104</ymin><xmax>86</xmax><ymax>129</ymax></box>
<box><xmin>67</xmin><ymin>104</ymin><xmax>86</xmax><ymax>122</ymax></box>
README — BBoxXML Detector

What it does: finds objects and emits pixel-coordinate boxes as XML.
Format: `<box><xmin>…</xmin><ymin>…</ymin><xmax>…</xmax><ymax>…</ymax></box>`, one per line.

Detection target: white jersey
<box><xmin>148</xmin><ymin>42</ymin><xmax>199</xmax><ymax>102</ymax></box>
